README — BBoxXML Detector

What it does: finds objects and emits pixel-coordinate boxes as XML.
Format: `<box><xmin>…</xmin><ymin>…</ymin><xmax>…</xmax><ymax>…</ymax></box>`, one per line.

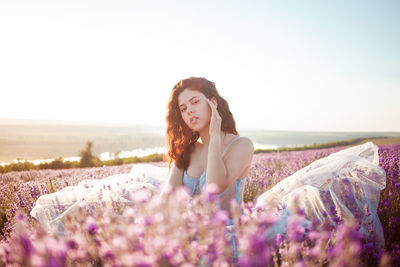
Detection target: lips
<box><xmin>190</xmin><ymin>116</ymin><xmax>198</xmax><ymax>124</ymax></box>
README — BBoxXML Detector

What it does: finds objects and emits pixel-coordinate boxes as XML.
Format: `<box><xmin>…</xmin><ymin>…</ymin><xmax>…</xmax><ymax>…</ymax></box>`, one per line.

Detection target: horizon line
<box><xmin>1</xmin><ymin>117</ymin><xmax>400</xmax><ymax>134</ymax></box>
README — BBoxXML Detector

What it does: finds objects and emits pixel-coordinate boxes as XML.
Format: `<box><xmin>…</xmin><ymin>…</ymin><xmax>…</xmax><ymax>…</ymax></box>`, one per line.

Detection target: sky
<box><xmin>1</xmin><ymin>0</ymin><xmax>399</xmax><ymax>132</ymax></box>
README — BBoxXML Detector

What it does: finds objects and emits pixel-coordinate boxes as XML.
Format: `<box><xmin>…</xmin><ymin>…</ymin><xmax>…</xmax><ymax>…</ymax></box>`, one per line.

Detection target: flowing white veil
<box><xmin>30</xmin><ymin>164</ymin><xmax>169</xmax><ymax>235</ymax></box>
<box><xmin>254</xmin><ymin>142</ymin><xmax>386</xmax><ymax>248</ymax></box>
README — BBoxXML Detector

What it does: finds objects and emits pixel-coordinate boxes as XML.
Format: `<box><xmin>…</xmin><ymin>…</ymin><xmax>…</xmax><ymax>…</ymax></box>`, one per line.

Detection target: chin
<box><xmin>193</xmin><ymin>123</ymin><xmax>208</xmax><ymax>132</ymax></box>
<box><xmin>186</xmin><ymin>118</ymin><xmax>209</xmax><ymax>132</ymax></box>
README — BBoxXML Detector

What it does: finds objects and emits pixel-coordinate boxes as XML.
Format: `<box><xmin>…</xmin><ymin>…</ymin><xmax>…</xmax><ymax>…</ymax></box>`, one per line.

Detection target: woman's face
<box><xmin>178</xmin><ymin>89</ymin><xmax>212</xmax><ymax>131</ymax></box>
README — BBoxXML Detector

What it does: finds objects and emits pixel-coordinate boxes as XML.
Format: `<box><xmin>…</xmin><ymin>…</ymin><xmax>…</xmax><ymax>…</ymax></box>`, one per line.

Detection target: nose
<box><xmin>186</xmin><ymin>105</ymin><xmax>194</xmax><ymax>115</ymax></box>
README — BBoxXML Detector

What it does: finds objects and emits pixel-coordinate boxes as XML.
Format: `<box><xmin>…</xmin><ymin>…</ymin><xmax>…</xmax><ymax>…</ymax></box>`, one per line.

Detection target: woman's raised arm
<box><xmin>205</xmin><ymin>97</ymin><xmax>254</xmax><ymax>193</ymax></box>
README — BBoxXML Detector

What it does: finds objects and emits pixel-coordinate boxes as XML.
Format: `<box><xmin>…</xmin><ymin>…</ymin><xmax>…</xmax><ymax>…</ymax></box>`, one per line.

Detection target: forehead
<box><xmin>177</xmin><ymin>89</ymin><xmax>204</xmax><ymax>105</ymax></box>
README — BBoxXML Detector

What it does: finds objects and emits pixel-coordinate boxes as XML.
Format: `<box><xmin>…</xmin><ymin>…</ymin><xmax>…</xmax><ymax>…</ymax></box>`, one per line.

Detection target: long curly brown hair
<box><xmin>166</xmin><ymin>77</ymin><xmax>238</xmax><ymax>170</ymax></box>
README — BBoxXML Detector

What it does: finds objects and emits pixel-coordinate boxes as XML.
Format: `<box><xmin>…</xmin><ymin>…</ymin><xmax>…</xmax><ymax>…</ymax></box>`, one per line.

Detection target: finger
<box><xmin>207</xmin><ymin>99</ymin><xmax>217</xmax><ymax>112</ymax></box>
<box><xmin>208</xmin><ymin>100</ymin><xmax>222</xmax><ymax>122</ymax></box>
<box><xmin>206</xmin><ymin>99</ymin><xmax>214</xmax><ymax>113</ymax></box>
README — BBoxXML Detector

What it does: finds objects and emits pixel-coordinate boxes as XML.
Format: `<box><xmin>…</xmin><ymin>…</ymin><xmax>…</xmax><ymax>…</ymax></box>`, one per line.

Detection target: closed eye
<box><xmin>179</xmin><ymin>97</ymin><xmax>199</xmax><ymax>112</ymax></box>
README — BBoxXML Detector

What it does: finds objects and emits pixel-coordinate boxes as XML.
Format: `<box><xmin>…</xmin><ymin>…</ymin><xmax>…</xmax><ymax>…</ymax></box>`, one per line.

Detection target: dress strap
<box><xmin>221</xmin><ymin>136</ymin><xmax>241</xmax><ymax>157</ymax></box>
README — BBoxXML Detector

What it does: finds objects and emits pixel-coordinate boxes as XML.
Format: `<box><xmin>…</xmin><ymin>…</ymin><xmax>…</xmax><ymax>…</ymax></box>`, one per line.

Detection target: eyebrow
<box><xmin>179</xmin><ymin>96</ymin><xmax>199</xmax><ymax>108</ymax></box>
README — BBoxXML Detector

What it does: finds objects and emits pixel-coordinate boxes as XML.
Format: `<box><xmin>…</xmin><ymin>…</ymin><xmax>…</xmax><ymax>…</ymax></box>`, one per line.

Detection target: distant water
<box><xmin>99</xmin><ymin>146</ymin><xmax>166</xmax><ymax>161</ymax></box>
<box><xmin>241</xmin><ymin>129</ymin><xmax>400</xmax><ymax>147</ymax></box>
<box><xmin>0</xmin><ymin>144</ymin><xmax>275</xmax><ymax>166</ymax></box>
<box><xmin>0</xmin><ymin>147</ymin><xmax>167</xmax><ymax>166</ymax></box>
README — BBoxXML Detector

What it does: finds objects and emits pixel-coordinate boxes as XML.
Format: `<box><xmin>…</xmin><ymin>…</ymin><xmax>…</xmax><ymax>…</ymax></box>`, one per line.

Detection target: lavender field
<box><xmin>0</xmin><ymin>144</ymin><xmax>399</xmax><ymax>266</ymax></box>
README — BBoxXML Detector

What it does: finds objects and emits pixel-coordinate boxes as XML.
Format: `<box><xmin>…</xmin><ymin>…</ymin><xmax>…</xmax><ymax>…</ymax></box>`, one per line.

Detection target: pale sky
<box><xmin>1</xmin><ymin>0</ymin><xmax>399</xmax><ymax>132</ymax></box>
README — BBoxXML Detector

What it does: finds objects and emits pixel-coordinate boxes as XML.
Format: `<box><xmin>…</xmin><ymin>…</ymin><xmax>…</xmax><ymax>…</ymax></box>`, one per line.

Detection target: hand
<box><xmin>206</xmin><ymin>98</ymin><xmax>222</xmax><ymax>137</ymax></box>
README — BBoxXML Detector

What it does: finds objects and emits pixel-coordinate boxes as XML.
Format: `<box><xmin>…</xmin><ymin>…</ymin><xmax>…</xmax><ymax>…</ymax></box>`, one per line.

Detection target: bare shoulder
<box><xmin>238</xmin><ymin>136</ymin><xmax>254</xmax><ymax>148</ymax></box>
<box><xmin>235</xmin><ymin>136</ymin><xmax>254</xmax><ymax>154</ymax></box>
<box><xmin>225</xmin><ymin>135</ymin><xmax>254</xmax><ymax>158</ymax></box>
<box><xmin>223</xmin><ymin>136</ymin><xmax>254</xmax><ymax>183</ymax></box>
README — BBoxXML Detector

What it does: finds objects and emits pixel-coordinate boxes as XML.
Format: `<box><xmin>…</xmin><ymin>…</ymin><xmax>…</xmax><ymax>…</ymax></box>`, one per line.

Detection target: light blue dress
<box><xmin>182</xmin><ymin>136</ymin><xmax>246</xmax><ymax>263</ymax></box>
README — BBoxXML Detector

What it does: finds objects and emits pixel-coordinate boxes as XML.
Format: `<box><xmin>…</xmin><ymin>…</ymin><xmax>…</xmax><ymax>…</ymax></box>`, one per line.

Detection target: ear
<box><xmin>211</xmin><ymin>97</ymin><xmax>218</xmax><ymax>108</ymax></box>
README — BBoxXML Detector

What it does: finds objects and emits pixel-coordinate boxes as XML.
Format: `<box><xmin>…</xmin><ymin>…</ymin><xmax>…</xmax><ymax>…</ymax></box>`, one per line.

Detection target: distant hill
<box><xmin>0</xmin><ymin>119</ymin><xmax>165</xmax><ymax>162</ymax></box>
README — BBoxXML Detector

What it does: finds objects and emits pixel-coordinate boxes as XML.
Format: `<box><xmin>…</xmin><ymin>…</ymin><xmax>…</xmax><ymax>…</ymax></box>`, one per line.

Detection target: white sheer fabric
<box><xmin>30</xmin><ymin>164</ymin><xmax>169</xmax><ymax>235</ymax></box>
<box><xmin>254</xmin><ymin>142</ymin><xmax>386</xmax><ymax>248</ymax></box>
<box><xmin>30</xmin><ymin>142</ymin><xmax>386</xmax><ymax>247</ymax></box>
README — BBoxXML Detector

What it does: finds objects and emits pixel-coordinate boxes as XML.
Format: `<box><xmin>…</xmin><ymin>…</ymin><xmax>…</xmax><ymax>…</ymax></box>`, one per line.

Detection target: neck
<box><xmin>198</xmin><ymin>126</ymin><xmax>210</xmax><ymax>146</ymax></box>
<box><xmin>198</xmin><ymin>125</ymin><xmax>226</xmax><ymax>147</ymax></box>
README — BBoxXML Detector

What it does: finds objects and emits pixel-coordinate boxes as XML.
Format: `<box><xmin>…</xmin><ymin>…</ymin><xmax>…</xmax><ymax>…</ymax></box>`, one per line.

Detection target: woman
<box><xmin>160</xmin><ymin>77</ymin><xmax>254</xmax><ymax>222</ymax></box>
